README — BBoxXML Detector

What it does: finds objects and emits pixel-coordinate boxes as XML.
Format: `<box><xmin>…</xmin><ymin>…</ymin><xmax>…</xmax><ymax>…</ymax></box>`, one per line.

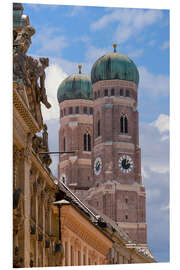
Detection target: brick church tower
<box><xmin>85</xmin><ymin>44</ymin><xmax>147</xmax><ymax>245</ymax></box>
<box><xmin>57</xmin><ymin>46</ymin><xmax>147</xmax><ymax>245</ymax></box>
<box><xmin>57</xmin><ymin>66</ymin><xmax>93</xmax><ymax>197</ymax></box>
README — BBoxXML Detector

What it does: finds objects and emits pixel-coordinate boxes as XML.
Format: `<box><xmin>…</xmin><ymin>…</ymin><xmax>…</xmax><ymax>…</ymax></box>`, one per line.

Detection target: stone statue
<box><xmin>14</xmin><ymin>25</ymin><xmax>35</xmax><ymax>54</ymax></box>
<box><xmin>13</xmin><ymin>43</ymin><xmax>31</xmax><ymax>87</ymax></box>
<box><xmin>27</xmin><ymin>56</ymin><xmax>51</xmax><ymax>109</ymax></box>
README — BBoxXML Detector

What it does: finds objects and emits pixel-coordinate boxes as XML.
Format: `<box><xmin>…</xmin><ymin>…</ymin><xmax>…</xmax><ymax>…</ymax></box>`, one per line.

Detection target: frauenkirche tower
<box><xmin>58</xmin><ymin>45</ymin><xmax>147</xmax><ymax>245</ymax></box>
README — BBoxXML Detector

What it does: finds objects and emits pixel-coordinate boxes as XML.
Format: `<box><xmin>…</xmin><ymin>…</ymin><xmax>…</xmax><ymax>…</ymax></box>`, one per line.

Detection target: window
<box><xmin>64</xmin><ymin>108</ymin><xmax>66</xmax><ymax>115</ymax></box>
<box><xmin>120</xmin><ymin>115</ymin><xmax>128</xmax><ymax>134</ymax></box>
<box><xmin>120</xmin><ymin>89</ymin><xmax>123</xmax><ymax>96</ymax></box>
<box><xmin>124</xmin><ymin>116</ymin><xmax>128</xmax><ymax>133</ymax></box>
<box><xmin>125</xmin><ymin>198</ymin><xmax>128</xmax><ymax>204</ymax></box>
<box><xmin>75</xmin><ymin>106</ymin><xmax>79</xmax><ymax>114</ymax></box>
<box><xmin>98</xmin><ymin>120</ymin><xmax>100</xmax><ymax>137</ymax></box>
<box><xmin>88</xmin><ymin>134</ymin><xmax>91</xmax><ymax>151</ymax></box>
<box><xmin>69</xmin><ymin>107</ymin><xmax>73</xmax><ymax>114</ymax></box>
<box><xmin>90</xmin><ymin>107</ymin><xmax>93</xmax><ymax>115</ymax></box>
<box><xmin>98</xmin><ymin>90</ymin><xmax>100</xmax><ymax>97</ymax></box>
<box><xmin>126</xmin><ymin>90</ymin><xmax>130</xmax><ymax>97</ymax></box>
<box><xmin>84</xmin><ymin>134</ymin><xmax>87</xmax><ymax>151</ymax></box>
<box><xmin>84</xmin><ymin>133</ymin><xmax>91</xmax><ymax>151</ymax></box>
<box><xmin>111</xmin><ymin>88</ymin><xmax>115</xmax><ymax>96</ymax></box>
<box><xmin>104</xmin><ymin>89</ymin><xmax>108</xmax><ymax>96</ymax></box>
<box><xmin>120</xmin><ymin>116</ymin><xmax>124</xmax><ymax>133</ymax></box>
<box><xmin>125</xmin><ymin>215</ymin><xmax>128</xmax><ymax>220</ymax></box>
<box><xmin>61</xmin><ymin>110</ymin><xmax>63</xmax><ymax>117</ymax></box>
<box><xmin>94</xmin><ymin>92</ymin><xmax>97</xmax><ymax>99</ymax></box>
<box><xmin>83</xmin><ymin>106</ymin><xmax>87</xmax><ymax>114</ymax></box>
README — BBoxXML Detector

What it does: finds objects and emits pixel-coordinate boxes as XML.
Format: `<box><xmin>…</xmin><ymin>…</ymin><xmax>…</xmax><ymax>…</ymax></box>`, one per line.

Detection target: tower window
<box><xmin>75</xmin><ymin>106</ymin><xmax>79</xmax><ymax>114</ymax></box>
<box><xmin>69</xmin><ymin>107</ymin><xmax>73</xmax><ymax>114</ymax></box>
<box><xmin>84</xmin><ymin>133</ymin><xmax>91</xmax><ymax>151</ymax></box>
<box><xmin>120</xmin><ymin>89</ymin><xmax>123</xmax><ymax>96</ymax></box>
<box><xmin>83</xmin><ymin>106</ymin><xmax>87</xmax><ymax>114</ymax></box>
<box><xmin>84</xmin><ymin>134</ymin><xmax>87</xmax><ymax>151</ymax></box>
<box><xmin>88</xmin><ymin>134</ymin><xmax>91</xmax><ymax>151</ymax></box>
<box><xmin>104</xmin><ymin>89</ymin><xmax>108</xmax><ymax>96</ymax></box>
<box><xmin>98</xmin><ymin>120</ymin><xmax>101</xmax><ymax>137</ymax></box>
<box><xmin>126</xmin><ymin>90</ymin><xmax>130</xmax><ymax>97</ymax></box>
<box><xmin>124</xmin><ymin>116</ymin><xmax>128</xmax><ymax>133</ymax></box>
<box><xmin>90</xmin><ymin>107</ymin><xmax>93</xmax><ymax>115</ymax></box>
<box><xmin>120</xmin><ymin>116</ymin><xmax>124</xmax><ymax>133</ymax></box>
<box><xmin>111</xmin><ymin>88</ymin><xmax>115</xmax><ymax>96</ymax></box>
<box><xmin>120</xmin><ymin>115</ymin><xmax>128</xmax><ymax>134</ymax></box>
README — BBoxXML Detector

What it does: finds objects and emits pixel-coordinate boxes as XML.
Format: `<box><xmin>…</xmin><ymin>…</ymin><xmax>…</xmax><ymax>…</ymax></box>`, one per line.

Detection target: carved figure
<box><xmin>27</xmin><ymin>56</ymin><xmax>51</xmax><ymax>108</ymax></box>
<box><xmin>14</xmin><ymin>25</ymin><xmax>35</xmax><ymax>54</ymax></box>
<box><xmin>13</xmin><ymin>44</ymin><xmax>31</xmax><ymax>87</ymax></box>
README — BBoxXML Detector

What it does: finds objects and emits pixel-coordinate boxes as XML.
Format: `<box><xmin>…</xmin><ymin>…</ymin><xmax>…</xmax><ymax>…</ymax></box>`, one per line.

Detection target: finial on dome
<box><xmin>78</xmin><ymin>64</ymin><xmax>82</xmax><ymax>74</ymax></box>
<box><xmin>113</xmin><ymin>44</ymin><xmax>117</xmax><ymax>52</ymax></box>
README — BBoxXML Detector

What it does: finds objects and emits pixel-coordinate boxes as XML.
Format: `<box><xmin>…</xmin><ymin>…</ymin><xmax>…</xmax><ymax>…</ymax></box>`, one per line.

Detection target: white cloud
<box><xmin>151</xmin><ymin>114</ymin><xmax>169</xmax><ymax>133</ymax></box>
<box><xmin>160</xmin><ymin>40</ymin><xmax>169</xmax><ymax>50</ymax></box>
<box><xmin>85</xmin><ymin>45</ymin><xmax>110</xmax><ymax>63</ymax></box>
<box><xmin>32</xmin><ymin>27</ymin><xmax>68</xmax><ymax>55</ymax></box>
<box><xmin>139</xmin><ymin>66</ymin><xmax>169</xmax><ymax>96</ymax></box>
<box><xmin>128</xmin><ymin>48</ymin><xmax>144</xmax><ymax>59</ymax></box>
<box><xmin>41</xmin><ymin>64</ymin><xmax>67</xmax><ymax>121</ymax></box>
<box><xmin>91</xmin><ymin>9</ymin><xmax>163</xmax><ymax>44</ymax></box>
<box><xmin>68</xmin><ymin>6</ymin><xmax>85</xmax><ymax>16</ymax></box>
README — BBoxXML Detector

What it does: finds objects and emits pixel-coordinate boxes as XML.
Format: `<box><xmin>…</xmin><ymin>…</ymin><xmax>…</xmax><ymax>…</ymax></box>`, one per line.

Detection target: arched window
<box><xmin>111</xmin><ymin>88</ymin><xmax>115</xmax><ymax>96</ymax></box>
<box><xmin>120</xmin><ymin>115</ymin><xmax>128</xmax><ymax>134</ymax></box>
<box><xmin>120</xmin><ymin>89</ymin><xmax>123</xmax><ymax>96</ymax></box>
<box><xmin>104</xmin><ymin>89</ymin><xmax>108</xmax><ymax>96</ymax></box>
<box><xmin>88</xmin><ymin>134</ymin><xmax>91</xmax><ymax>151</ymax></box>
<box><xmin>120</xmin><ymin>116</ymin><xmax>124</xmax><ymax>133</ymax></box>
<box><xmin>126</xmin><ymin>90</ymin><xmax>130</xmax><ymax>97</ymax></box>
<box><xmin>76</xmin><ymin>106</ymin><xmax>79</xmax><ymax>114</ymax></box>
<box><xmin>98</xmin><ymin>120</ymin><xmax>101</xmax><ymax>137</ymax></box>
<box><xmin>84</xmin><ymin>134</ymin><xmax>87</xmax><ymax>151</ymax></box>
<box><xmin>84</xmin><ymin>133</ymin><xmax>91</xmax><ymax>151</ymax></box>
<box><xmin>63</xmin><ymin>137</ymin><xmax>66</xmax><ymax>152</ymax></box>
<box><xmin>124</xmin><ymin>116</ymin><xmax>128</xmax><ymax>133</ymax></box>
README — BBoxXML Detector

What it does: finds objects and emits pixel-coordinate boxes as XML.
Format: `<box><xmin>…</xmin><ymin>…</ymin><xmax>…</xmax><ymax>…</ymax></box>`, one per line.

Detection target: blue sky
<box><xmin>22</xmin><ymin>1</ymin><xmax>169</xmax><ymax>263</ymax></box>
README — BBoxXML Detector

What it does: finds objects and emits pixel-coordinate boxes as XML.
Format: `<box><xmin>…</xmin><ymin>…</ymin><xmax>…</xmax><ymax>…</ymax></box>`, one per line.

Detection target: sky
<box><xmin>21</xmin><ymin>0</ymin><xmax>169</xmax><ymax>264</ymax></box>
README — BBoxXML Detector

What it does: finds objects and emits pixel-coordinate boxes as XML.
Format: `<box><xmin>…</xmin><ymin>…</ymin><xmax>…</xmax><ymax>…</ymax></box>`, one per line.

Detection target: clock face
<box><xmin>60</xmin><ymin>174</ymin><xmax>66</xmax><ymax>184</ymax></box>
<box><xmin>119</xmin><ymin>155</ymin><xmax>134</xmax><ymax>173</ymax></box>
<box><xmin>94</xmin><ymin>157</ymin><xmax>102</xmax><ymax>175</ymax></box>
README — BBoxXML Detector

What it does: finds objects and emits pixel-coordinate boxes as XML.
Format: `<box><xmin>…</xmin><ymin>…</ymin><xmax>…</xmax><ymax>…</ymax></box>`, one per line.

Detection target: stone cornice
<box><xmin>13</xmin><ymin>84</ymin><xmax>40</xmax><ymax>134</ymax></box>
<box><xmin>60</xmin><ymin>204</ymin><xmax>112</xmax><ymax>256</ymax></box>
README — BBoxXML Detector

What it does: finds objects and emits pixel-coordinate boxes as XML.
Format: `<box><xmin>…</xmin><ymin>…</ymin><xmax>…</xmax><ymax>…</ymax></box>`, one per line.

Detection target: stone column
<box><xmin>18</xmin><ymin>147</ymin><xmax>32</xmax><ymax>267</ymax></box>
<box><xmin>81</xmin><ymin>245</ymin><xmax>84</xmax><ymax>266</ymax></box>
<box><xmin>67</xmin><ymin>238</ymin><xmax>71</xmax><ymax>266</ymax></box>
<box><xmin>85</xmin><ymin>247</ymin><xmax>89</xmax><ymax>265</ymax></box>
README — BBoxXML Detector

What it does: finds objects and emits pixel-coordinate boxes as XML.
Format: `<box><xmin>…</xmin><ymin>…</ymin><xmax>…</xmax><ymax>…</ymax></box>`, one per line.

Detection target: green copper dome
<box><xmin>57</xmin><ymin>67</ymin><xmax>92</xmax><ymax>103</ymax></box>
<box><xmin>91</xmin><ymin>45</ymin><xmax>139</xmax><ymax>85</ymax></box>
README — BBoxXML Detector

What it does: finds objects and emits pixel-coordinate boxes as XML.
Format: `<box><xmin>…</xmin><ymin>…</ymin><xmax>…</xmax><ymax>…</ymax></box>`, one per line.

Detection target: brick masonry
<box><xmin>58</xmin><ymin>80</ymin><xmax>147</xmax><ymax>244</ymax></box>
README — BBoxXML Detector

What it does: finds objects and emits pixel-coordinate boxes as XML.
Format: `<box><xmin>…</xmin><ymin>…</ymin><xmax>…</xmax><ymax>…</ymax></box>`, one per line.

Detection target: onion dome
<box><xmin>91</xmin><ymin>44</ymin><xmax>139</xmax><ymax>86</ymax></box>
<box><xmin>57</xmin><ymin>65</ymin><xmax>92</xmax><ymax>103</ymax></box>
